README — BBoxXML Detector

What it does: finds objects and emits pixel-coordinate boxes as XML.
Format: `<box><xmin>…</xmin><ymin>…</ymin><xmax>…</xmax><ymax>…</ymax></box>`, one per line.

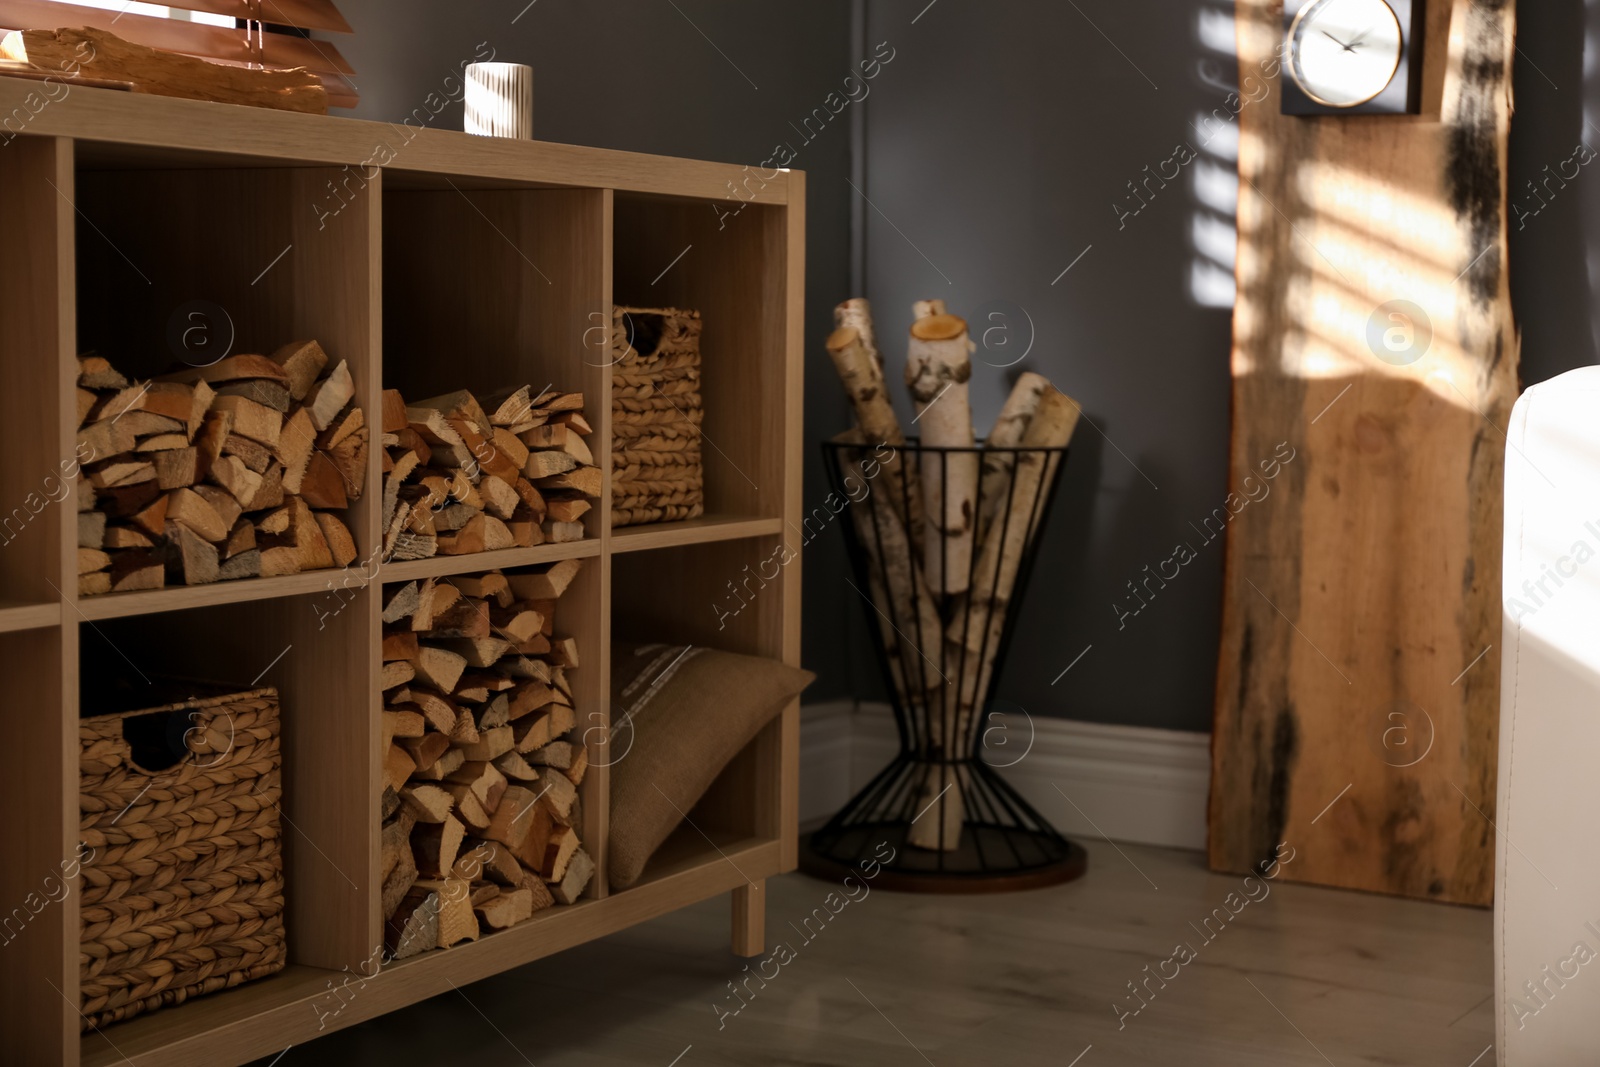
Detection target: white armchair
<box><xmin>1497</xmin><ymin>366</ymin><xmax>1600</xmax><ymax>1063</ymax></box>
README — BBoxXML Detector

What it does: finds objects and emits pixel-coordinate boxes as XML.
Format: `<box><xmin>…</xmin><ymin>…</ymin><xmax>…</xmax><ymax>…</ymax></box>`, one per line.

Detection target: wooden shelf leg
<box><xmin>731</xmin><ymin>880</ymin><xmax>766</xmax><ymax>957</ymax></box>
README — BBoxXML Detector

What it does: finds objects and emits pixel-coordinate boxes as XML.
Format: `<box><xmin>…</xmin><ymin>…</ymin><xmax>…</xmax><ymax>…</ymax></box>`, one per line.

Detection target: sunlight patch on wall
<box><xmin>1190</xmin><ymin>5</ymin><xmax>1242</xmax><ymax>308</ymax></box>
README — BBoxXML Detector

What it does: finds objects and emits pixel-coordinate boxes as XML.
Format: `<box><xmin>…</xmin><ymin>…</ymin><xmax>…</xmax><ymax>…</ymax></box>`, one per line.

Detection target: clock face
<box><xmin>1288</xmin><ymin>0</ymin><xmax>1404</xmax><ymax>108</ymax></box>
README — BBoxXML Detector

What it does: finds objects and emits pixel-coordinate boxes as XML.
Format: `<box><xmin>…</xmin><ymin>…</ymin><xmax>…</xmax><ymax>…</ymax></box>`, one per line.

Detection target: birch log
<box><xmin>905</xmin><ymin>315</ymin><xmax>977</xmax><ymax>596</ymax></box>
<box><xmin>834</xmin><ymin>298</ymin><xmax>884</xmax><ymax>383</ymax></box>
<box><xmin>906</xmin><ymin>762</ymin><xmax>965</xmax><ymax>853</ymax></box>
<box><xmin>826</xmin><ymin>326</ymin><xmax>920</xmax><ymax>526</ymax></box>
<box><xmin>974</xmin><ymin>372</ymin><xmax>1050</xmax><ymax>551</ymax></box>
<box><xmin>950</xmin><ymin>386</ymin><xmax>1080</xmax><ymax>732</ymax></box>
<box><xmin>903</xmin><ymin>311</ymin><xmax>975</xmax><ymax>853</ymax></box>
<box><xmin>912</xmin><ymin>298</ymin><xmax>947</xmax><ymax>320</ymax></box>
<box><xmin>837</xmin><ymin>431</ymin><xmax>944</xmax><ymax>696</ymax></box>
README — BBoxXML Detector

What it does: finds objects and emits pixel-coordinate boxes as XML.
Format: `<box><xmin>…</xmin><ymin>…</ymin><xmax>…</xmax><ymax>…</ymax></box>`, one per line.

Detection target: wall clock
<box><xmin>1282</xmin><ymin>0</ymin><xmax>1423</xmax><ymax>115</ymax></box>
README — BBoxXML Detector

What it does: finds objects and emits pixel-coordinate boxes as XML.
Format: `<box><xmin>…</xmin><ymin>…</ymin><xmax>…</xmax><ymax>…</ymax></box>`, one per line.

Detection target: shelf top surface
<box><xmin>0</xmin><ymin>75</ymin><xmax>798</xmax><ymax>204</ymax></box>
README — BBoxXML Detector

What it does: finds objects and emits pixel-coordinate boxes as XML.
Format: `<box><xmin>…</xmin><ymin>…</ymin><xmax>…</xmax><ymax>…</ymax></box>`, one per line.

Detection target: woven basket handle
<box><xmin>119</xmin><ymin>705</ymin><xmax>234</xmax><ymax>774</ymax></box>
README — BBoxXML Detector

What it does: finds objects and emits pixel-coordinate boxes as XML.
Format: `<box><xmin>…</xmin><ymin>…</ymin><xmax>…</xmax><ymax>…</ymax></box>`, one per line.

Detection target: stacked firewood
<box><xmin>380</xmin><ymin>559</ymin><xmax>592</xmax><ymax>957</ymax></box>
<box><xmin>826</xmin><ymin>298</ymin><xmax>1081</xmax><ymax>851</ymax></box>
<box><xmin>378</xmin><ymin>386</ymin><xmax>599</xmax><ymax>563</ymax></box>
<box><xmin>76</xmin><ymin>343</ymin><xmax>363</xmax><ymax>594</ymax></box>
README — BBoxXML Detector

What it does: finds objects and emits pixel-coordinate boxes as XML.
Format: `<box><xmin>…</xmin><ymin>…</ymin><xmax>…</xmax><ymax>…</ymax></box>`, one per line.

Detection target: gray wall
<box><xmin>858</xmin><ymin>0</ymin><xmax>1237</xmax><ymax>731</ymax></box>
<box><xmin>334</xmin><ymin>0</ymin><xmax>858</xmax><ymax>701</ymax></box>
<box><xmin>333</xmin><ymin>1</ymin><xmax>1600</xmax><ymax>732</ymax></box>
<box><xmin>852</xmin><ymin>0</ymin><xmax>1600</xmax><ymax>733</ymax></box>
<box><xmin>1509</xmin><ymin>0</ymin><xmax>1597</xmax><ymax>386</ymax></box>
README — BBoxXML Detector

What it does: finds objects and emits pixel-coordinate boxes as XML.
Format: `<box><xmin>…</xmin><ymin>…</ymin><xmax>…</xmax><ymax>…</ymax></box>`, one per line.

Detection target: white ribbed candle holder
<box><xmin>464</xmin><ymin>62</ymin><xmax>533</xmax><ymax>139</ymax></box>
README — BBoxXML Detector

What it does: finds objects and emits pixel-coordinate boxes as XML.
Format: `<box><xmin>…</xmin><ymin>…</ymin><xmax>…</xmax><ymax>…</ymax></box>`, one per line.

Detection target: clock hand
<box><xmin>1321</xmin><ymin>29</ymin><xmax>1357</xmax><ymax>52</ymax></box>
<box><xmin>1347</xmin><ymin>26</ymin><xmax>1372</xmax><ymax>50</ymax></box>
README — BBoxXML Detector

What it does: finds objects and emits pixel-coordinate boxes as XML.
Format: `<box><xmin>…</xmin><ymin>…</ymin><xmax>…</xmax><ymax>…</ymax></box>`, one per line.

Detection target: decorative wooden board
<box><xmin>1209</xmin><ymin>0</ymin><xmax>1517</xmax><ymax>905</ymax></box>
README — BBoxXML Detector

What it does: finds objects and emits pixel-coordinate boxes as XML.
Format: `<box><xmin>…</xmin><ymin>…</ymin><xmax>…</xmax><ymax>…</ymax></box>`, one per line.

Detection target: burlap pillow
<box><xmin>608</xmin><ymin>643</ymin><xmax>814</xmax><ymax>889</ymax></box>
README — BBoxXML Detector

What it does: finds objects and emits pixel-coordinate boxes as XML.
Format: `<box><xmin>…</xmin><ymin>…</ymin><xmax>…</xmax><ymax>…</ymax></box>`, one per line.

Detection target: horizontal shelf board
<box><xmin>73</xmin><ymin>569</ymin><xmax>358</xmax><ymax>621</ymax></box>
<box><xmin>611</xmin><ymin>515</ymin><xmax>784</xmax><ymax>554</ymax></box>
<box><xmin>630</xmin><ymin>825</ymin><xmax>773</xmax><ymax>889</ymax></box>
<box><xmin>81</xmin><ymin>838</ymin><xmax>783</xmax><ymax>1067</ymax></box>
<box><xmin>0</xmin><ymin>600</ymin><xmax>61</xmax><ymax>633</ymax></box>
<box><xmin>378</xmin><ymin>540</ymin><xmax>601</xmax><ymax>583</ymax></box>
<box><xmin>9</xmin><ymin>82</ymin><xmax>796</xmax><ymax>203</ymax></box>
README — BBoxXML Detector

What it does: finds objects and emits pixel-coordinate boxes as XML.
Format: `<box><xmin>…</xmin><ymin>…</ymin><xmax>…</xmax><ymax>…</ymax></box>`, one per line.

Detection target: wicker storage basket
<box><xmin>612</xmin><ymin>305</ymin><xmax>705</xmax><ymax>526</ymax></box>
<box><xmin>77</xmin><ymin>682</ymin><xmax>286</xmax><ymax>1030</ymax></box>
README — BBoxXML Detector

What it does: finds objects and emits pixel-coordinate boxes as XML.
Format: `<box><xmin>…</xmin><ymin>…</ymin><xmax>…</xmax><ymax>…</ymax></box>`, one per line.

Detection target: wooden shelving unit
<box><xmin>0</xmin><ymin>79</ymin><xmax>803</xmax><ymax>1067</ymax></box>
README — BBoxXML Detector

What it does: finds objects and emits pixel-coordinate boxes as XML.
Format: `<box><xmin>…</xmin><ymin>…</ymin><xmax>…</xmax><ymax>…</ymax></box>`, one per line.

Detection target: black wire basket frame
<box><xmin>803</xmin><ymin>437</ymin><xmax>1087</xmax><ymax>892</ymax></box>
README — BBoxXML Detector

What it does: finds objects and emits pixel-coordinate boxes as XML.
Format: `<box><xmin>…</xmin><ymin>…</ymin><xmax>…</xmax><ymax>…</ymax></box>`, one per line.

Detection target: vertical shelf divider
<box><xmin>0</xmin><ymin>133</ymin><xmax>79</xmax><ymax>1066</ymax></box>
<box><xmin>281</xmin><ymin>164</ymin><xmax>384</xmax><ymax>970</ymax></box>
<box><xmin>56</xmin><ymin>135</ymin><xmax>84</xmax><ymax>1066</ymax></box>
<box><xmin>586</xmin><ymin>188</ymin><xmax>615</xmax><ymax>898</ymax></box>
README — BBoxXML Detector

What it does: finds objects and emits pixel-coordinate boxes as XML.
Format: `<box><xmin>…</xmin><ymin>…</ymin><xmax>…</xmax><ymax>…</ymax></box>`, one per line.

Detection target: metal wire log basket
<box><xmin>803</xmin><ymin>438</ymin><xmax>1086</xmax><ymax>892</ymax></box>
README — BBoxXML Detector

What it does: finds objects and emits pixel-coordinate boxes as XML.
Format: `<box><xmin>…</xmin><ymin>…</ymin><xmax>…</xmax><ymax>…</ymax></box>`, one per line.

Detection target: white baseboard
<box><xmin>800</xmin><ymin>701</ymin><xmax>1211</xmax><ymax>851</ymax></box>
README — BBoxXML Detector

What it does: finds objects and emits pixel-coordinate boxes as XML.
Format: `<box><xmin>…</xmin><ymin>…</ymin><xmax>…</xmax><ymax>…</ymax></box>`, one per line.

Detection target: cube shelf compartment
<box><xmin>0</xmin><ymin>81</ymin><xmax>802</xmax><ymax>1067</ymax></box>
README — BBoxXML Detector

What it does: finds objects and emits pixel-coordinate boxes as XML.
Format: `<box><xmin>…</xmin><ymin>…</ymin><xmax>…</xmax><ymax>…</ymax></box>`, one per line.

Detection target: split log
<box><xmin>298</xmin><ymin>452</ymin><xmax>347</xmax><ymax>509</ymax></box>
<box><xmin>412</xmin><ymin>816</ymin><xmax>466</xmax><ymax>879</ymax></box>
<box><xmin>401</xmin><ymin>784</ymin><xmax>454</xmax><ymax>824</ymax></box>
<box><xmin>475</xmin><ymin>887</ymin><xmax>534</xmax><ymax>929</ymax></box>
<box><xmin>381</xmin><ymin>810</ymin><xmax>417</xmax><ymax>881</ymax></box>
<box><xmin>530</xmin><ymin>740</ymin><xmax>572</xmax><ymax>770</ymax></box>
<box><xmin>536</xmin><ymin>466</ymin><xmax>601</xmax><ymax>497</ymax></box>
<box><xmin>305</xmin><ymin>360</ymin><xmax>354</xmax><ymax>431</ymax></box>
<box><xmin>168</xmin><ymin>522</ymin><xmax>219</xmax><ymax>585</ymax></box>
<box><xmin>381</xmin><ymin>839</ymin><xmax>418</xmax><ymax>920</ymax></box>
<box><xmin>383</xmin><ymin>581</ymin><xmax>421</xmax><ymax>623</ymax></box>
<box><xmin>510</xmin><ymin>558</ymin><xmax>582</xmax><ymax>601</ymax></box>
<box><xmin>550</xmin><ymin>848</ymin><xmax>594</xmax><ymax>904</ymax></box>
<box><xmin>414</xmin><ymin>646</ymin><xmax>467</xmax><ymax>693</ymax></box>
<box><xmin>411</xmin><ymin>747</ymin><xmax>465</xmax><ymax>781</ymax></box>
<box><xmin>484</xmin><ymin>785</ymin><xmax>544</xmax><ymax>849</ymax></box>
<box><xmin>314</xmin><ymin>512</ymin><xmax>358</xmax><ymax>567</ymax></box>
<box><xmin>446</xmin><ymin>760</ymin><xmax>508</xmax><ymax>813</ymax></box>
<box><xmin>383</xmin><ymin>709</ymin><xmax>425</xmax><ymax>739</ymax></box>
<box><xmin>456</xmin><ymin>726</ymin><xmax>514</xmax><ymax>762</ymax></box>
<box><xmin>110</xmin><ymin>551</ymin><xmax>164</xmax><ymax>591</ymax></box>
<box><xmin>537</xmin><ymin>825</ymin><xmax>580</xmax><ymax>882</ymax></box>
<box><xmin>276</xmin><ymin>409</ymin><xmax>317</xmax><ymax>496</ymax></box>
<box><xmin>455</xmin><ymin>841</ymin><xmax>524</xmax><ymax>886</ymax></box>
<box><xmin>409</xmin><ymin>878</ymin><xmax>477</xmax><ymax>947</ymax></box>
<box><xmin>445</xmin><ymin>785</ymin><xmax>491</xmax><ymax>831</ymax></box>
<box><xmin>494</xmin><ymin>750</ymin><xmax>541</xmax><ymax>782</ymax></box>
<box><xmin>385</xmin><ymin>887</ymin><xmax>439</xmax><ymax>960</ymax></box>
<box><xmin>385</xmin><ymin>744</ymin><xmax>417</xmax><ymax>794</ymax></box>
<box><xmin>539</xmin><ymin>768</ymin><xmax>577</xmax><ymax>822</ymax></box>
<box><xmin>209</xmin><ymin>395</ymin><xmax>281</xmax><ymax>448</ymax></box>
<box><xmin>167</xmin><ymin>489</ymin><xmax>230</xmax><ymax>547</ymax></box>
<box><xmin>382</xmin><ymin>660</ymin><xmax>417</xmax><ymax>692</ymax></box>
<box><xmin>270</xmin><ymin>341</ymin><xmax>329</xmax><ymax>400</ymax></box>
<box><xmin>78</xmin><ymin>511</ymin><xmax>106</xmax><ymax>549</ymax></box>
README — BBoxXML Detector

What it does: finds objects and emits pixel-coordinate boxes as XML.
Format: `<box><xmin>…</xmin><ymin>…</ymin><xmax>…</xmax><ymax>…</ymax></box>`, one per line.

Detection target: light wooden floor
<box><xmin>252</xmin><ymin>840</ymin><xmax>1496</xmax><ymax>1066</ymax></box>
